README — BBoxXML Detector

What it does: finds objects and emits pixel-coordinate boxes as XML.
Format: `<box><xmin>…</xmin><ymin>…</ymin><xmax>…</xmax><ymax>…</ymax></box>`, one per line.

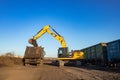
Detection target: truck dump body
<box><xmin>24</xmin><ymin>46</ymin><xmax>44</xmax><ymax>59</ymax></box>
<box><xmin>23</xmin><ymin>46</ymin><xmax>45</xmax><ymax>66</ymax></box>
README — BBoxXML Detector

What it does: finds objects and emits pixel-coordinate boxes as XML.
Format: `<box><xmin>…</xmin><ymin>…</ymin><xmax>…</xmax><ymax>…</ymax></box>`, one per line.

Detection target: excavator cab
<box><xmin>58</xmin><ymin>47</ymin><xmax>69</xmax><ymax>58</ymax></box>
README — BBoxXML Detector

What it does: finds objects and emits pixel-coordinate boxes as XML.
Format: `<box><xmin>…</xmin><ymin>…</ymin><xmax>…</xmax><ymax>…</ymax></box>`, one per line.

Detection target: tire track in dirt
<box><xmin>62</xmin><ymin>66</ymin><xmax>120</xmax><ymax>80</ymax></box>
<box><xmin>64</xmin><ymin>67</ymin><xmax>102</xmax><ymax>80</ymax></box>
<box><xmin>1</xmin><ymin>65</ymin><xmax>119</xmax><ymax>80</ymax></box>
<box><xmin>0</xmin><ymin>65</ymin><xmax>78</xmax><ymax>80</ymax></box>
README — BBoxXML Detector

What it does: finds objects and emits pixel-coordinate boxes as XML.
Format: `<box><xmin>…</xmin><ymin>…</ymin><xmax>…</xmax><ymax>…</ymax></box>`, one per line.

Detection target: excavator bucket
<box><xmin>28</xmin><ymin>39</ymin><xmax>38</xmax><ymax>47</ymax></box>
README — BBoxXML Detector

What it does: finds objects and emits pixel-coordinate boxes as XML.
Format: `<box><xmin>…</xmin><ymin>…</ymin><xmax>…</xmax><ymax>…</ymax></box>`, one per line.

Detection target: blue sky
<box><xmin>0</xmin><ymin>0</ymin><xmax>120</xmax><ymax>57</ymax></box>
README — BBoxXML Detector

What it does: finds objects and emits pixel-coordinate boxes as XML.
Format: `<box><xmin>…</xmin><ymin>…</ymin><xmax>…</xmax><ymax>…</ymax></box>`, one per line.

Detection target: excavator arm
<box><xmin>29</xmin><ymin>25</ymin><xmax>67</xmax><ymax>48</ymax></box>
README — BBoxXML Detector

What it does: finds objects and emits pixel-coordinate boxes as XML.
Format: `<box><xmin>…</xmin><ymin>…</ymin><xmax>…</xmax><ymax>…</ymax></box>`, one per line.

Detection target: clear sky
<box><xmin>0</xmin><ymin>0</ymin><xmax>120</xmax><ymax>57</ymax></box>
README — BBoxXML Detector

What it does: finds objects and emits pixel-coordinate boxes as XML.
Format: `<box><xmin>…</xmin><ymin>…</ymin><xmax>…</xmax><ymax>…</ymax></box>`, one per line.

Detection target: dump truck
<box><xmin>23</xmin><ymin>46</ymin><xmax>45</xmax><ymax>66</ymax></box>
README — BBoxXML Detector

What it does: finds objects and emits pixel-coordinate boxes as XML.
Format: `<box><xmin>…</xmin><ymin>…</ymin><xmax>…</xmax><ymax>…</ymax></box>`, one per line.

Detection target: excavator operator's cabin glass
<box><xmin>59</xmin><ymin>50</ymin><xmax>63</xmax><ymax>54</ymax></box>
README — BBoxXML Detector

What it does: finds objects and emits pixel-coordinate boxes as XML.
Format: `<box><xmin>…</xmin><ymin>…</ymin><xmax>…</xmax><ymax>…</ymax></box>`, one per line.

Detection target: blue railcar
<box><xmin>107</xmin><ymin>39</ymin><xmax>120</xmax><ymax>64</ymax></box>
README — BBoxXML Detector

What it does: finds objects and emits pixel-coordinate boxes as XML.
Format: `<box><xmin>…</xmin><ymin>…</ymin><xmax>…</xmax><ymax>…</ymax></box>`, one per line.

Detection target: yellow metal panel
<box><xmin>101</xmin><ymin>43</ymin><xmax>107</xmax><ymax>46</ymax></box>
<box><xmin>73</xmin><ymin>51</ymin><xmax>84</xmax><ymax>59</ymax></box>
<box><xmin>58</xmin><ymin>51</ymin><xmax>84</xmax><ymax>61</ymax></box>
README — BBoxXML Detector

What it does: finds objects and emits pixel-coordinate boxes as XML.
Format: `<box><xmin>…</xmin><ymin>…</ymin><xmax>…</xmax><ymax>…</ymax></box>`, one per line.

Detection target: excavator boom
<box><xmin>29</xmin><ymin>25</ymin><xmax>67</xmax><ymax>48</ymax></box>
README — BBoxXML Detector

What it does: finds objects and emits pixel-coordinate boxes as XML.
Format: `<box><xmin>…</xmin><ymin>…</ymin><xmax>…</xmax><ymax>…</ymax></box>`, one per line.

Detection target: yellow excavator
<box><xmin>29</xmin><ymin>25</ymin><xmax>84</xmax><ymax>66</ymax></box>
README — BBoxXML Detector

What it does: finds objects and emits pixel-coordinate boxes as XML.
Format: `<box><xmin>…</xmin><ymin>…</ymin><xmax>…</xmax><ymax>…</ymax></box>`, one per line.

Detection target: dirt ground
<box><xmin>0</xmin><ymin>64</ymin><xmax>120</xmax><ymax>80</ymax></box>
